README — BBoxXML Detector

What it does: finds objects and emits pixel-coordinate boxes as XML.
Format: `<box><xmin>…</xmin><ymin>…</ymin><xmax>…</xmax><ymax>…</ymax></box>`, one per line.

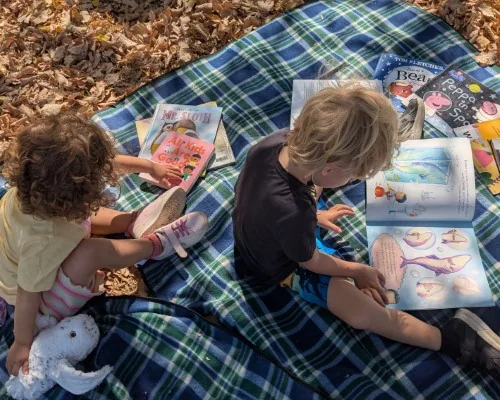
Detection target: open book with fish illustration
<box><xmin>365</xmin><ymin>138</ymin><xmax>494</xmax><ymax>310</ymax></box>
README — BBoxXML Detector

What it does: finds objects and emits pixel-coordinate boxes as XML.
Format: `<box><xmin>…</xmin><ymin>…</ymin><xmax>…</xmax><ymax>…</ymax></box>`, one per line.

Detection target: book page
<box><xmin>367</xmin><ymin>224</ymin><xmax>494</xmax><ymax>310</ymax></box>
<box><xmin>290</xmin><ymin>79</ymin><xmax>383</xmax><ymax>127</ymax></box>
<box><xmin>366</xmin><ymin>138</ymin><xmax>476</xmax><ymax>223</ymax></box>
<box><xmin>199</xmin><ymin>101</ymin><xmax>235</xmax><ymax>170</ymax></box>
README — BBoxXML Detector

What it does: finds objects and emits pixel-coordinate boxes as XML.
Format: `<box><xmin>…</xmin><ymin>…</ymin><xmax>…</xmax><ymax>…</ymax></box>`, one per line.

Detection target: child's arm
<box><xmin>316</xmin><ymin>205</ymin><xmax>355</xmax><ymax>233</ymax></box>
<box><xmin>6</xmin><ymin>286</ymin><xmax>41</xmax><ymax>376</ymax></box>
<box><xmin>302</xmin><ymin>250</ymin><xmax>389</xmax><ymax>306</ymax></box>
<box><xmin>113</xmin><ymin>155</ymin><xmax>182</xmax><ymax>183</ymax></box>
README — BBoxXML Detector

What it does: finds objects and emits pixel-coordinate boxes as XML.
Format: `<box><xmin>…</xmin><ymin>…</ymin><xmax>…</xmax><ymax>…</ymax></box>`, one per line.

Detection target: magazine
<box><xmin>138</xmin><ymin>104</ymin><xmax>222</xmax><ymax>163</ymax></box>
<box><xmin>139</xmin><ymin>131</ymin><xmax>215</xmax><ymax>193</ymax></box>
<box><xmin>454</xmin><ymin>118</ymin><xmax>500</xmax><ymax>195</ymax></box>
<box><xmin>290</xmin><ymin>79</ymin><xmax>383</xmax><ymax>127</ymax></box>
<box><xmin>365</xmin><ymin>138</ymin><xmax>494</xmax><ymax>310</ymax></box>
<box><xmin>373</xmin><ymin>53</ymin><xmax>445</xmax><ymax>112</ymax></box>
<box><xmin>403</xmin><ymin>66</ymin><xmax>500</xmax><ymax>136</ymax></box>
<box><xmin>135</xmin><ymin>102</ymin><xmax>234</xmax><ymax>171</ymax></box>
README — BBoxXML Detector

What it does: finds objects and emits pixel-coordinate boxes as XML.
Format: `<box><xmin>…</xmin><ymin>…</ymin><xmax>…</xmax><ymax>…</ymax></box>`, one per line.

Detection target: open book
<box><xmin>366</xmin><ymin>138</ymin><xmax>494</xmax><ymax>310</ymax></box>
<box><xmin>290</xmin><ymin>79</ymin><xmax>382</xmax><ymax>128</ymax></box>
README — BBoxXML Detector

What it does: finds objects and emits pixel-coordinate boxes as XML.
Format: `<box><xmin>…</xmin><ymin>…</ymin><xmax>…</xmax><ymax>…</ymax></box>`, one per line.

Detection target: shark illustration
<box><xmin>403</xmin><ymin>231</ymin><xmax>433</xmax><ymax>247</ymax></box>
<box><xmin>400</xmin><ymin>254</ymin><xmax>471</xmax><ymax>276</ymax></box>
<box><xmin>441</xmin><ymin>229</ymin><xmax>468</xmax><ymax>244</ymax></box>
<box><xmin>392</xmin><ymin>161</ymin><xmax>447</xmax><ymax>180</ymax></box>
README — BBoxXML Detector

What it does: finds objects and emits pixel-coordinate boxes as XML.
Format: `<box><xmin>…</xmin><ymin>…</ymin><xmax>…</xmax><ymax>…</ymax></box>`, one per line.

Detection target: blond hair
<box><xmin>288</xmin><ymin>86</ymin><xmax>399</xmax><ymax>179</ymax></box>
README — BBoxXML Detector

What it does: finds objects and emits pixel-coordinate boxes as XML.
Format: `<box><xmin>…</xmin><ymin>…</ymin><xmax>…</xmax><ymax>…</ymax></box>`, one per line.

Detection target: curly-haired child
<box><xmin>1</xmin><ymin>113</ymin><xmax>208</xmax><ymax>377</ymax></box>
<box><xmin>232</xmin><ymin>86</ymin><xmax>499</xmax><ymax>379</ymax></box>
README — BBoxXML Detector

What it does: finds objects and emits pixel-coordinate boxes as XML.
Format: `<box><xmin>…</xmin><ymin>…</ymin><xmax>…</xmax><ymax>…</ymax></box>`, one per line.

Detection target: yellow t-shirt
<box><xmin>0</xmin><ymin>188</ymin><xmax>87</xmax><ymax>305</ymax></box>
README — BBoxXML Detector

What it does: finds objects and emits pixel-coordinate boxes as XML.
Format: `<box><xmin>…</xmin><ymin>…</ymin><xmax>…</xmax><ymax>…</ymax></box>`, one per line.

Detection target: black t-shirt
<box><xmin>232</xmin><ymin>130</ymin><xmax>317</xmax><ymax>285</ymax></box>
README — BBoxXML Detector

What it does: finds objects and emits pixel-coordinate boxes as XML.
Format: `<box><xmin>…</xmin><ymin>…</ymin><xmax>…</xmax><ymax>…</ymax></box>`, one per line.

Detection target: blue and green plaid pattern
<box><xmin>0</xmin><ymin>297</ymin><xmax>324</xmax><ymax>399</ymax></box>
<box><xmin>1</xmin><ymin>0</ymin><xmax>499</xmax><ymax>398</ymax></box>
<box><xmin>94</xmin><ymin>0</ymin><xmax>500</xmax><ymax>398</ymax></box>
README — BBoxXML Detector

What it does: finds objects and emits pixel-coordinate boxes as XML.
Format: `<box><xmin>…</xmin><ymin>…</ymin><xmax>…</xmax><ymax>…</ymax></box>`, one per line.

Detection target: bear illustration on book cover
<box><xmin>373</xmin><ymin>53</ymin><xmax>445</xmax><ymax>112</ymax></box>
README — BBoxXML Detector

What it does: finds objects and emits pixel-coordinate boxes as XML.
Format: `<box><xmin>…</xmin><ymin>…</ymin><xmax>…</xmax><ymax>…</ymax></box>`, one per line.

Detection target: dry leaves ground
<box><xmin>0</xmin><ymin>0</ymin><xmax>498</xmax><ymax>296</ymax></box>
<box><xmin>407</xmin><ymin>0</ymin><xmax>499</xmax><ymax>66</ymax></box>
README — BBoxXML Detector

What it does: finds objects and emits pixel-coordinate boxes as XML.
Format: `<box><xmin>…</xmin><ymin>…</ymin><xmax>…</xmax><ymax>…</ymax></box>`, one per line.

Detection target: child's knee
<box><xmin>62</xmin><ymin>239</ymin><xmax>96</xmax><ymax>266</ymax></box>
<box><xmin>61</xmin><ymin>239</ymin><xmax>99</xmax><ymax>285</ymax></box>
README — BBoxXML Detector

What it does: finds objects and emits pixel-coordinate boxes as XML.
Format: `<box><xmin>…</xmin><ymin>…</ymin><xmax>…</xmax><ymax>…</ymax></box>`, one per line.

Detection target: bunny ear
<box><xmin>49</xmin><ymin>359</ymin><xmax>113</xmax><ymax>395</ymax></box>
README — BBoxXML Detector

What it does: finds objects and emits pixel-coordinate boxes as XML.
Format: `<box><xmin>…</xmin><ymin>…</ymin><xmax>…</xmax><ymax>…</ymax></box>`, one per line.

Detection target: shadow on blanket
<box><xmin>0</xmin><ymin>296</ymin><xmax>326</xmax><ymax>399</ymax></box>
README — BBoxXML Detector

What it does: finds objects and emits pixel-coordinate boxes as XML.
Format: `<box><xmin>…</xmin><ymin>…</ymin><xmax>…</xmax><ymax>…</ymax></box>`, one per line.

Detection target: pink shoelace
<box><xmin>171</xmin><ymin>219</ymin><xmax>190</xmax><ymax>238</ymax></box>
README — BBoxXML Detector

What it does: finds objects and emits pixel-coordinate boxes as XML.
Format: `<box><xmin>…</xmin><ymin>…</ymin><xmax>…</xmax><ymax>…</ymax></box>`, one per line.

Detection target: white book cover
<box><xmin>290</xmin><ymin>79</ymin><xmax>383</xmax><ymax>127</ymax></box>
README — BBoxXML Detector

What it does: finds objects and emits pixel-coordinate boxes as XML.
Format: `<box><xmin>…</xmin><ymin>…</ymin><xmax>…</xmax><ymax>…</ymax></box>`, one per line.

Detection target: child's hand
<box><xmin>6</xmin><ymin>341</ymin><xmax>30</xmax><ymax>376</ymax></box>
<box><xmin>352</xmin><ymin>264</ymin><xmax>388</xmax><ymax>307</ymax></box>
<box><xmin>317</xmin><ymin>204</ymin><xmax>355</xmax><ymax>233</ymax></box>
<box><xmin>150</xmin><ymin>162</ymin><xmax>182</xmax><ymax>185</ymax></box>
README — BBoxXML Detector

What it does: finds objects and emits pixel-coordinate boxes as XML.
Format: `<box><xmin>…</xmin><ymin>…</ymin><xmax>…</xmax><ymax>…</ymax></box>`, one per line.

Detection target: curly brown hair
<box><xmin>3</xmin><ymin>113</ymin><xmax>118</xmax><ymax>222</ymax></box>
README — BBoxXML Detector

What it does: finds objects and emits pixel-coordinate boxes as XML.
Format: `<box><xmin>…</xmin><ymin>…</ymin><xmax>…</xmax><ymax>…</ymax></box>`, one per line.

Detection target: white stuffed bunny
<box><xmin>6</xmin><ymin>314</ymin><xmax>112</xmax><ymax>400</ymax></box>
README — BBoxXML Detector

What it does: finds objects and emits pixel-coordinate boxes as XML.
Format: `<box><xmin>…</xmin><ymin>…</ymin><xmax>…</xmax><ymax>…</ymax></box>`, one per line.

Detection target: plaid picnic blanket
<box><xmin>0</xmin><ymin>296</ymin><xmax>323</xmax><ymax>399</ymax></box>
<box><xmin>90</xmin><ymin>0</ymin><xmax>500</xmax><ymax>398</ymax></box>
<box><xmin>1</xmin><ymin>0</ymin><xmax>500</xmax><ymax>398</ymax></box>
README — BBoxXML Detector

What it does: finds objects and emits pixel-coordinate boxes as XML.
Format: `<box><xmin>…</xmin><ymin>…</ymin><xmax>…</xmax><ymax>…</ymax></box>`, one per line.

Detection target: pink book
<box><xmin>139</xmin><ymin>131</ymin><xmax>215</xmax><ymax>193</ymax></box>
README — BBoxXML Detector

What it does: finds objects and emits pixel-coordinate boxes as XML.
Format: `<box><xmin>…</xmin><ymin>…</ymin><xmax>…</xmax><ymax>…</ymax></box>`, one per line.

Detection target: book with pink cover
<box><xmin>139</xmin><ymin>131</ymin><xmax>215</xmax><ymax>193</ymax></box>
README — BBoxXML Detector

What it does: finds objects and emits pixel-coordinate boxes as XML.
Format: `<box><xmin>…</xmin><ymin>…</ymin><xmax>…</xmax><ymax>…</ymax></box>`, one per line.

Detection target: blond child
<box><xmin>1</xmin><ymin>114</ymin><xmax>209</xmax><ymax>377</ymax></box>
<box><xmin>232</xmin><ymin>87</ymin><xmax>499</xmax><ymax>379</ymax></box>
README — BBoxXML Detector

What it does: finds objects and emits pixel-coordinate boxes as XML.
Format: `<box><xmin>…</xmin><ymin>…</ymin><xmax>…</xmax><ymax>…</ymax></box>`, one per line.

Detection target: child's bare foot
<box><xmin>146</xmin><ymin>212</ymin><xmax>209</xmax><ymax>259</ymax></box>
<box><xmin>440</xmin><ymin>308</ymin><xmax>500</xmax><ymax>380</ymax></box>
<box><xmin>130</xmin><ymin>187</ymin><xmax>186</xmax><ymax>238</ymax></box>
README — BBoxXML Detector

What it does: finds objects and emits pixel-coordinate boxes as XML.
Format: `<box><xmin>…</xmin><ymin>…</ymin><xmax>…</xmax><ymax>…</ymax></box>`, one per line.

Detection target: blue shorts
<box><xmin>283</xmin><ymin>231</ymin><xmax>342</xmax><ymax>309</ymax></box>
<box><xmin>290</xmin><ymin>267</ymin><xmax>331</xmax><ymax>310</ymax></box>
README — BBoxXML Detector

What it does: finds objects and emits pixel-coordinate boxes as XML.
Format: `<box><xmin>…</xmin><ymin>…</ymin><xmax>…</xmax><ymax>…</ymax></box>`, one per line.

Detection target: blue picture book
<box><xmin>373</xmin><ymin>53</ymin><xmax>445</xmax><ymax>112</ymax></box>
<box><xmin>365</xmin><ymin>138</ymin><xmax>494</xmax><ymax>310</ymax></box>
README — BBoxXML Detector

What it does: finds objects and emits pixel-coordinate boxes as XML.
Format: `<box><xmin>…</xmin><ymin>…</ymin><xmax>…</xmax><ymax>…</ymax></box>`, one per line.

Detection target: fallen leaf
<box><xmin>40</xmin><ymin>103</ymin><xmax>62</xmax><ymax>116</ymax></box>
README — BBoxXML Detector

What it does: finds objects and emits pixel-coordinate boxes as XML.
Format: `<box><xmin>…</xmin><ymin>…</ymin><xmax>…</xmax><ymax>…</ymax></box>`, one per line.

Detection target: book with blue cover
<box><xmin>373</xmin><ymin>53</ymin><xmax>445</xmax><ymax>112</ymax></box>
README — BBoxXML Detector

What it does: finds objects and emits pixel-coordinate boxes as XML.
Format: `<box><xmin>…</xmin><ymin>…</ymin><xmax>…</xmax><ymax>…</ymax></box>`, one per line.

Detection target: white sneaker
<box><xmin>152</xmin><ymin>212</ymin><xmax>209</xmax><ymax>259</ymax></box>
<box><xmin>131</xmin><ymin>187</ymin><xmax>186</xmax><ymax>238</ymax></box>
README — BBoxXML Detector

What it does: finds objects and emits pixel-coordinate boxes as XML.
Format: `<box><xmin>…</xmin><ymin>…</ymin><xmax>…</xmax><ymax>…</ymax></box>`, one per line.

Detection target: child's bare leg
<box><xmin>90</xmin><ymin>207</ymin><xmax>134</xmax><ymax>235</ymax></box>
<box><xmin>327</xmin><ymin>278</ymin><xmax>441</xmax><ymax>350</ymax></box>
<box><xmin>61</xmin><ymin>238</ymin><xmax>152</xmax><ymax>287</ymax></box>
